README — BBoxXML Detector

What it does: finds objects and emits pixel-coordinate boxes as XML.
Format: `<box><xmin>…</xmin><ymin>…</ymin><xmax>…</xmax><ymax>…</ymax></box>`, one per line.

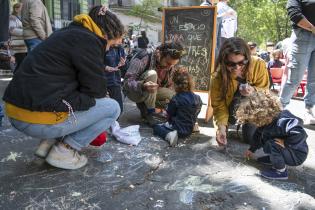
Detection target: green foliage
<box><xmin>128</xmin><ymin>0</ymin><xmax>162</xmax><ymax>20</ymax></box>
<box><xmin>128</xmin><ymin>0</ymin><xmax>162</xmax><ymax>34</ymax></box>
<box><xmin>229</xmin><ymin>0</ymin><xmax>291</xmax><ymax>47</ymax></box>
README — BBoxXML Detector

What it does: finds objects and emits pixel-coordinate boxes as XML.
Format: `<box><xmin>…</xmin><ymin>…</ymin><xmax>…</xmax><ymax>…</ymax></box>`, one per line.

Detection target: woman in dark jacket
<box><xmin>3</xmin><ymin>6</ymin><xmax>125</xmax><ymax>170</ymax></box>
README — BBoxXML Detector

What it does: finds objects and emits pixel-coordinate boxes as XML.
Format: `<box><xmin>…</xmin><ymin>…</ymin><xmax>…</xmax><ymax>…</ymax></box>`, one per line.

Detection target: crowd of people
<box><xmin>0</xmin><ymin>0</ymin><xmax>314</xmax><ymax>181</ymax></box>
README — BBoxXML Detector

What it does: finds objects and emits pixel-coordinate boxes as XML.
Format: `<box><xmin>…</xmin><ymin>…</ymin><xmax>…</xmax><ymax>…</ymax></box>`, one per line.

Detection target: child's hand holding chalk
<box><xmin>244</xmin><ymin>149</ymin><xmax>254</xmax><ymax>160</ymax></box>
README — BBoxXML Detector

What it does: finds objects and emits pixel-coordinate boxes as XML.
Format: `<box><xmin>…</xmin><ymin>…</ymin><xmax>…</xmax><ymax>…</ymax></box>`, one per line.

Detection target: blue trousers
<box><xmin>263</xmin><ymin>141</ymin><xmax>308</xmax><ymax>169</ymax></box>
<box><xmin>280</xmin><ymin>28</ymin><xmax>315</xmax><ymax>107</ymax></box>
<box><xmin>24</xmin><ymin>38</ymin><xmax>42</xmax><ymax>52</ymax></box>
<box><xmin>153</xmin><ymin>124</ymin><xmax>174</xmax><ymax>139</ymax></box>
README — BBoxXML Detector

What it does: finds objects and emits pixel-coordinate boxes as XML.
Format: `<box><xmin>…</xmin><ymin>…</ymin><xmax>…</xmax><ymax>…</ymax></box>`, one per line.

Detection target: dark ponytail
<box><xmin>89</xmin><ymin>6</ymin><xmax>125</xmax><ymax>40</ymax></box>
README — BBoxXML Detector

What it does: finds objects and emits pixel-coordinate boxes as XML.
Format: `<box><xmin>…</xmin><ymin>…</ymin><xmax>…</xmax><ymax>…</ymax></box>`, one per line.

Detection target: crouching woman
<box><xmin>3</xmin><ymin>6</ymin><xmax>125</xmax><ymax>170</ymax></box>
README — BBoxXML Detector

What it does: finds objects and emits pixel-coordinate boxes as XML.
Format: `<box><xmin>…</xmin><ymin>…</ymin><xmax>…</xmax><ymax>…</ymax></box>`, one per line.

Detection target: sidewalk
<box><xmin>0</xmin><ymin>78</ymin><xmax>314</xmax><ymax>209</ymax></box>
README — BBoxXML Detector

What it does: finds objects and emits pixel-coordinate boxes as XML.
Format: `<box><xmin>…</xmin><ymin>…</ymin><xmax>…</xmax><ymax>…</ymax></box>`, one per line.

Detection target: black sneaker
<box><xmin>257</xmin><ymin>156</ymin><xmax>272</xmax><ymax>166</ymax></box>
<box><xmin>260</xmin><ymin>168</ymin><xmax>288</xmax><ymax>180</ymax></box>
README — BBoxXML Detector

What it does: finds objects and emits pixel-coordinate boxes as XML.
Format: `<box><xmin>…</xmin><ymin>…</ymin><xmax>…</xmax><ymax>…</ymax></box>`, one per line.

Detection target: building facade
<box><xmin>44</xmin><ymin>0</ymin><xmax>107</xmax><ymax>28</ymax></box>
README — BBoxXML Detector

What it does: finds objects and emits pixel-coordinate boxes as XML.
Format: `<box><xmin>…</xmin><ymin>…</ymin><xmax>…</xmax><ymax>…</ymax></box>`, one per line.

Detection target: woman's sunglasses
<box><xmin>225</xmin><ymin>59</ymin><xmax>249</xmax><ymax>69</ymax></box>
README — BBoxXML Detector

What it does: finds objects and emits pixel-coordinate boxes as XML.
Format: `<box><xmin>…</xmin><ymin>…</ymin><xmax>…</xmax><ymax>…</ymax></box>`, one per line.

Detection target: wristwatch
<box><xmin>311</xmin><ymin>26</ymin><xmax>315</xmax><ymax>35</ymax></box>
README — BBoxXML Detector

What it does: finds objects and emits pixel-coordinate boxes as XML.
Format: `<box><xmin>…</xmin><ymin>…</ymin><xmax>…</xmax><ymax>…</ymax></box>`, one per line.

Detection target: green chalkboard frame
<box><xmin>162</xmin><ymin>6</ymin><xmax>217</xmax><ymax>121</ymax></box>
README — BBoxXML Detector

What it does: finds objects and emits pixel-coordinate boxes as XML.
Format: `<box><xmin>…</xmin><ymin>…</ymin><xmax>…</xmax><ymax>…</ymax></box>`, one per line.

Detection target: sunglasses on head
<box><xmin>225</xmin><ymin>59</ymin><xmax>249</xmax><ymax>68</ymax></box>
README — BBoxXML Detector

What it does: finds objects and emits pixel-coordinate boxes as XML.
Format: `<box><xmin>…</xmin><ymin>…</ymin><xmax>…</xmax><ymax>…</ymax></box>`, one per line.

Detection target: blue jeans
<box><xmin>280</xmin><ymin>29</ymin><xmax>315</xmax><ymax>107</ymax></box>
<box><xmin>24</xmin><ymin>38</ymin><xmax>42</xmax><ymax>52</ymax></box>
<box><xmin>9</xmin><ymin>98</ymin><xmax>120</xmax><ymax>151</ymax></box>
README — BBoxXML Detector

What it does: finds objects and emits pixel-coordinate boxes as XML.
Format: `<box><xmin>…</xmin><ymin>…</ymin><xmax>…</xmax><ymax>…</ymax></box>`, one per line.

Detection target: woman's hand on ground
<box><xmin>216</xmin><ymin>125</ymin><xmax>227</xmax><ymax>146</ymax></box>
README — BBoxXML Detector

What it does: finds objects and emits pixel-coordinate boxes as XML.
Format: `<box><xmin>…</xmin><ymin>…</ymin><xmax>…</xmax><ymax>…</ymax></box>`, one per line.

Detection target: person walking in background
<box><xmin>211</xmin><ymin>37</ymin><xmax>270</xmax><ymax>147</ymax></box>
<box><xmin>280</xmin><ymin>0</ymin><xmax>315</xmax><ymax>121</ymax></box>
<box><xmin>3</xmin><ymin>6</ymin><xmax>125</xmax><ymax>170</ymax></box>
<box><xmin>104</xmin><ymin>44</ymin><xmax>126</xmax><ymax>113</ymax></box>
<box><xmin>153</xmin><ymin>67</ymin><xmax>202</xmax><ymax>146</ymax></box>
<box><xmin>217</xmin><ymin>0</ymin><xmax>237</xmax><ymax>46</ymax></box>
<box><xmin>0</xmin><ymin>0</ymin><xmax>10</xmax><ymax>43</ymax></box>
<box><xmin>21</xmin><ymin>0</ymin><xmax>52</xmax><ymax>52</ymax></box>
<box><xmin>0</xmin><ymin>0</ymin><xmax>9</xmax><ymax>127</ymax></box>
<box><xmin>9</xmin><ymin>3</ymin><xmax>27</xmax><ymax>71</ymax></box>
<box><xmin>236</xmin><ymin>91</ymin><xmax>308</xmax><ymax>180</ymax></box>
<box><xmin>137</xmin><ymin>30</ymin><xmax>149</xmax><ymax>49</ymax></box>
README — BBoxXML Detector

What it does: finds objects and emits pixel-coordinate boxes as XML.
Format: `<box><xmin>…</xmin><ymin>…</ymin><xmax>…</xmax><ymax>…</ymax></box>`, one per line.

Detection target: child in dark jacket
<box><xmin>236</xmin><ymin>91</ymin><xmax>308</xmax><ymax>180</ymax></box>
<box><xmin>104</xmin><ymin>45</ymin><xmax>126</xmax><ymax>113</ymax></box>
<box><xmin>153</xmin><ymin>67</ymin><xmax>202</xmax><ymax>146</ymax></box>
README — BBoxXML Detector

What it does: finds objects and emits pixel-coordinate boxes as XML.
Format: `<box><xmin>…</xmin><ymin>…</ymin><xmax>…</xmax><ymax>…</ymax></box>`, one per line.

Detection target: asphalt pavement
<box><xmin>0</xmin><ymin>78</ymin><xmax>314</xmax><ymax>210</ymax></box>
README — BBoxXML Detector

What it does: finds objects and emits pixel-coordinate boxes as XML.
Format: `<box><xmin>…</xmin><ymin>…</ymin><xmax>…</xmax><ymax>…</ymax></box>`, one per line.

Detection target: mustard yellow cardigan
<box><xmin>210</xmin><ymin>56</ymin><xmax>270</xmax><ymax>129</ymax></box>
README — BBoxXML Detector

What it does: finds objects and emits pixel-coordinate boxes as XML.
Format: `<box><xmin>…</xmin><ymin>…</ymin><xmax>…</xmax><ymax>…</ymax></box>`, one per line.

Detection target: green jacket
<box><xmin>210</xmin><ymin>56</ymin><xmax>270</xmax><ymax>129</ymax></box>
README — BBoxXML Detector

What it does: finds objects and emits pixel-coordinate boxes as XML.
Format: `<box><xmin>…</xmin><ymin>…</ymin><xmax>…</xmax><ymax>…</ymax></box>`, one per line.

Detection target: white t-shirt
<box><xmin>217</xmin><ymin>2</ymin><xmax>237</xmax><ymax>38</ymax></box>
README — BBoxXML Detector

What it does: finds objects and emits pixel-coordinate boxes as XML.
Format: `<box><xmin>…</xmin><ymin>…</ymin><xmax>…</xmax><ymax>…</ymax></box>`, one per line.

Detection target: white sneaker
<box><xmin>34</xmin><ymin>139</ymin><xmax>57</xmax><ymax>158</ymax></box>
<box><xmin>45</xmin><ymin>143</ymin><xmax>88</xmax><ymax>170</ymax></box>
<box><xmin>193</xmin><ymin>123</ymin><xmax>200</xmax><ymax>133</ymax></box>
<box><xmin>165</xmin><ymin>130</ymin><xmax>178</xmax><ymax>147</ymax></box>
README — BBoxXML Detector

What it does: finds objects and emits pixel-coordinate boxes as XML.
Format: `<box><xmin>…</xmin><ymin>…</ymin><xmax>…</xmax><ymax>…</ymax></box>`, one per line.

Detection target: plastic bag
<box><xmin>111</xmin><ymin>121</ymin><xmax>142</xmax><ymax>146</ymax></box>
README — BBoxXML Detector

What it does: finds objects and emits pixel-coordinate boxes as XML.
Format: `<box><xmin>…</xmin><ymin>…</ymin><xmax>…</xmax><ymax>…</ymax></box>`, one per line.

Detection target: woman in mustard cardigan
<box><xmin>211</xmin><ymin>37</ymin><xmax>270</xmax><ymax>146</ymax></box>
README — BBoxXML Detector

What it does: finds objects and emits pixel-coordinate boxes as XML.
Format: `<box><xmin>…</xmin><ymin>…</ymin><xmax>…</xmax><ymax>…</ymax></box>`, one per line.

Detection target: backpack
<box><xmin>120</xmin><ymin>48</ymin><xmax>152</xmax><ymax>79</ymax></box>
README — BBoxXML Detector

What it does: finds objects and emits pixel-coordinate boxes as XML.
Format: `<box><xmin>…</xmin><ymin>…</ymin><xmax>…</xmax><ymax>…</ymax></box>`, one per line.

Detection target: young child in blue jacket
<box><xmin>236</xmin><ymin>91</ymin><xmax>308</xmax><ymax>180</ymax></box>
<box><xmin>153</xmin><ymin>67</ymin><xmax>202</xmax><ymax>146</ymax></box>
<box><xmin>104</xmin><ymin>45</ymin><xmax>126</xmax><ymax>113</ymax></box>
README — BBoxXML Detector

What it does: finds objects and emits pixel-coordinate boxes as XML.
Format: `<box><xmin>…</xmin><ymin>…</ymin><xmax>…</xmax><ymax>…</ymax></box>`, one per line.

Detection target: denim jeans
<box><xmin>280</xmin><ymin>29</ymin><xmax>315</xmax><ymax>107</ymax></box>
<box><xmin>9</xmin><ymin>98</ymin><xmax>120</xmax><ymax>151</ymax></box>
<box><xmin>263</xmin><ymin>141</ymin><xmax>308</xmax><ymax>169</ymax></box>
<box><xmin>24</xmin><ymin>38</ymin><xmax>42</xmax><ymax>52</ymax></box>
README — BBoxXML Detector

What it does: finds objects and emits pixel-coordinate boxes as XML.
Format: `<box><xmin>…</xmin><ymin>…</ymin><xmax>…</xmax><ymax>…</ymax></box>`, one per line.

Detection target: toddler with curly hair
<box><xmin>236</xmin><ymin>91</ymin><xmax>308</xmax><ymax>180</ymax></box>
<box><xmin>153</xmin><ymin>66</ymin><xmax>202</xmax><ymax>146</ymax></box>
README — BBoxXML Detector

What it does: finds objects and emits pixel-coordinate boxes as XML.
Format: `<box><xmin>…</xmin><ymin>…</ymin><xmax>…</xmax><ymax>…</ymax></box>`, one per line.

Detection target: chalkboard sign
<box><xmin>163</xmin><ymin>6</ymin><xmax>216</xmax><ymax>91</ymax></box>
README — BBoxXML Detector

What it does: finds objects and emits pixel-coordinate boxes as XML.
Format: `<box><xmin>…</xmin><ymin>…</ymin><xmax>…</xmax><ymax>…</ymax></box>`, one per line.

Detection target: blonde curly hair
<box><xmin>236</xmin><ymin>91</ymin><xmax>282</xmax><ymax>127</ymax></box>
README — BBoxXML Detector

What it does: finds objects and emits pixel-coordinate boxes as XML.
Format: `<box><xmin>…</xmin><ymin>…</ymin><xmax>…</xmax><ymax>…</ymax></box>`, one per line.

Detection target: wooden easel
<box><xmin>162</xmin><ymin>6</ymin><xmax>217</xmax><ymax>123</ymax></box>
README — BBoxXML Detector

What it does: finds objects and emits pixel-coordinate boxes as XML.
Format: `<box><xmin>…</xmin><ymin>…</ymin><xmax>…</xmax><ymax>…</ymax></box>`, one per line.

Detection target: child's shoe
<box><xmin>256</xmin><ymin>156</ymin><xmax>272</xmax><ymax>166</ymax></box>
<box><xmin>45</xmin><ymin>142</ymin><xmax>88</xmax><ymax>170</ymax></box>
<box><xmin>192</xmin><ymin>123</ymin><xmax>200</xmax><ymax>133</ymax></box>
<box><xmin>34</xmin><ymin>139</ymin><xmax>57</xmax><ymax>158</ymax></box>
<box><xmin>165</xmin><ymin>130</ymin><xmax>178</xmax><ymax>147</ymax></box>
<box><xmin>260</xmin><ymin>168</ymin><xmax>288</xmax><ymax>180</ymax></box>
